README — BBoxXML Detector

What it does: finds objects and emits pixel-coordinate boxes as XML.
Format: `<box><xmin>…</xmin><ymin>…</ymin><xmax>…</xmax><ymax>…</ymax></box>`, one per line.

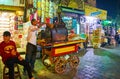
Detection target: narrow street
<box><xmin>0</xmin><ymin>46</ymin><xmax>120</xmax><ymax>79</ymax></box>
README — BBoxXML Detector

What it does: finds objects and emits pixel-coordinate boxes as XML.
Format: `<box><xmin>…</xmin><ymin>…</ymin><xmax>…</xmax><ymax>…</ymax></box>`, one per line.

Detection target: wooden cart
<box><xmin>41</xmin><ymin>39</ymin><xmax>85</xmax><ymax>74</ymax></box>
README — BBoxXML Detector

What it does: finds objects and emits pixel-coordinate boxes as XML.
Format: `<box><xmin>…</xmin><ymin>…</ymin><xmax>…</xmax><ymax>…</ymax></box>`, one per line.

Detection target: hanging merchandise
<box><xmin>92</xmin><ymin>29</ymin><xmax>101</xmax><ymax>48</ymax></box>
<box><xmin>49</xmin><ymin>1</ymin><xmax>54</xmax><ymax>18</ymax></box>
<box><xmin>45</xmin><ymin>17</ymin><xmax>50</xmax><ymax>23</ymax></box>
<box><xmin>53</xmin><ymin>3</ymin><xmax>57</xmax><ymax>17</ymax></box>
<box><xmin>14</xmin><ymin>16</ymin><xmax>18</xmax><ymax>30</ymax></box>
<box><xmin>33</xmin><ymin>0</ymin><xmax>37</xmax><ymax>8</ymax></box>
<box><xmin>41</xmin><ymin>0</ymin><xmax>45</xmax><ymax>22</ymax></box>
<box><xmin>37</xmin><ymin>0</ymin><xmax>42</xmax><ymax>17</ymax></box>
<box><xmin>30</xmin><ymin>13</ymin><xmax>34</xmax><ymax>21</ymax></box>
<box><xmin>34</xmin><ymin>10</ymin><xmax>38</xmax><ymax>20</ymax></box>
<box><xmin>45</xmin><ymin>0</ymin><xmax>49</xmax><ymax>18</ymax></box>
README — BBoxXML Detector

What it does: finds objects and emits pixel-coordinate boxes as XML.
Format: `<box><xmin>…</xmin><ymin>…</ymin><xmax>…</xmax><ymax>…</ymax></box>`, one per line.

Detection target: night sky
<box><xmin>96</xmin><ymin>0</ymin><xmax>119</xmax><ymax>19</ymax></box>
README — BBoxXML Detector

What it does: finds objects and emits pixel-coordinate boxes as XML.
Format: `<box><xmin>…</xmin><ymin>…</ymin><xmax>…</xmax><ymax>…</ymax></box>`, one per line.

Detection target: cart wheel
<box><xmin>69</xmin><ymin>55</ymin><xmax>79</xmax><ymax>69</ymax></box>
<box><xmin>42</xmin><ymin>55</ymin><xmax>51</xmax><ymax>68</ymax></box>
<box><xmin>55</xmin><ymin>57</ymin><xmax>66</xmax><ymax>74</ymax></box>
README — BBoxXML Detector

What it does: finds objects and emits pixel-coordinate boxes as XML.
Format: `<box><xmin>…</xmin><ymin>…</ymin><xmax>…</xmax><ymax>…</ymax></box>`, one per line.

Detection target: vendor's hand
<box><xmin>18</xmin><ymin>56</ymin><xmax>23</xmax><ymax>61</ymax></box>
<box><xmin>37</xmin><ymin>39</ymin><xmax>45</xmax><ymax>45</ymax></box>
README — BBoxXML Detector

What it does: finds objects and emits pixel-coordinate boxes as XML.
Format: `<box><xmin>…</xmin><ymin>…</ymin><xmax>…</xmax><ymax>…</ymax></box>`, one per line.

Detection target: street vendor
<box><xmin>24</xmin><ymin>19</ymin><xmax>45</xmax><ymax>74</ymax></box>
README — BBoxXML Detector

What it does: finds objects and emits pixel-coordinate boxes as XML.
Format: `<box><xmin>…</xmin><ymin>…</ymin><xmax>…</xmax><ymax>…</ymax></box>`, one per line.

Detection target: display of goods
<box><xmin>92</xmin><ymin>37</ymin><xmax>100</xmax><ymax>43</ymax></box>
<box><xmin>93</xmin><ymin>30</ymin><xmax>100</xmax><ymax>36</ymax></box>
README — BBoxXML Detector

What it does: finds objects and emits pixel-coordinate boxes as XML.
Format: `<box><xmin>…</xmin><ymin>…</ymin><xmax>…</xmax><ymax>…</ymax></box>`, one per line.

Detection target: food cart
<box><xmin>38</xmin><ymin>18</ymin><xmax>85</xmax><ymax>74</ymax></box>
<box><xmin>40</xmin><ymin>39</ymin><xmax>85</xmax><ymax>74</ymax></box>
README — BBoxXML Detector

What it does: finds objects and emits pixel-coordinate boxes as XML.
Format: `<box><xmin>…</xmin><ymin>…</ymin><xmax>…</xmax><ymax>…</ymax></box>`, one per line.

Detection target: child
<box><xmin>0</xmin><ymin>31</ymin><xmax>34</xmax><ymax>79</ymax></box>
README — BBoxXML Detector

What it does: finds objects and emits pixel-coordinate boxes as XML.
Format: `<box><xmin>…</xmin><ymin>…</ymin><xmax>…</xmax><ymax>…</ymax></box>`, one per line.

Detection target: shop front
<box><xmin>84</xmin><ymin>5</ymin><xmax>107</xmax><ymax>48</ymax></box>
<box><xmin>0</xmin><ymin>5</ymin><xmax>24</xmax><ymax>52</ymax></box>
<box><xmin>59</xmin><ymin>6</ymin><xmax>84</xmax><ymax>35</ymax></box>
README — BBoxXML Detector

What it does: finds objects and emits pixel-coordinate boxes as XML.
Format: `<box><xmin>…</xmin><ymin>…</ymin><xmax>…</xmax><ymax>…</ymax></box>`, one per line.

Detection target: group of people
<box><xmin>0</xmin><ymin>19</ymin><xmax>43</xmax><ymax>79</ymax></box>
<box><xmin>101</xmin><ymin>32</ymin><xmax>120</xmax><ymax>47</ymax></box>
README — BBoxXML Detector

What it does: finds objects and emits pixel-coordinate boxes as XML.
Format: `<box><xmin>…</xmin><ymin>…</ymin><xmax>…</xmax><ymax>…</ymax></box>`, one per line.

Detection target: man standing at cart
<box><xmin>23</xmin><ymin>19</ymin><xmax>44</xmax><ymax>74</ymax></box>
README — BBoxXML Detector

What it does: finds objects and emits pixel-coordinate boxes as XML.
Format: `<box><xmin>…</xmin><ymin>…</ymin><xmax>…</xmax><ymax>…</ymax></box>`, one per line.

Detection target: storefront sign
<box><xmin>85</xmin><ymin>5</ymin><xmax>107</xmax><ymax>20</ymax></box>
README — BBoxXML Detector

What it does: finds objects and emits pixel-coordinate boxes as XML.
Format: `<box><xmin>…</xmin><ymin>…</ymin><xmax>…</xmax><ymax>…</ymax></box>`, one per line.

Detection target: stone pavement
<box><xmin>77</xmin><ymin>47</ymin><xmax>120</xmax><ymax>79</ymax></box>
<box><xmin>0</xmin><ymin>46</ymin><xmax>120</xmax><ymax>79</ymax></box>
